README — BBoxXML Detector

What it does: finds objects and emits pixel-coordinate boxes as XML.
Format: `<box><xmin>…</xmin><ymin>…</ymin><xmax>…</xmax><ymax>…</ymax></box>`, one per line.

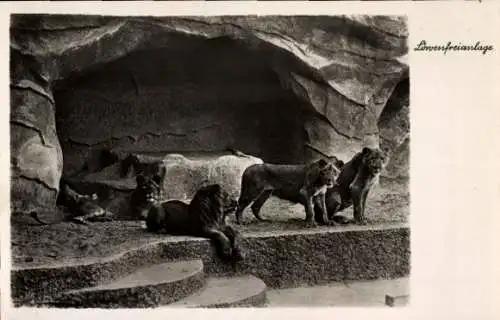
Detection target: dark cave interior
<box><xmin>53</xmin><ymin>36</ymin><xmax>315</xmax><ymax>177</ymax></box>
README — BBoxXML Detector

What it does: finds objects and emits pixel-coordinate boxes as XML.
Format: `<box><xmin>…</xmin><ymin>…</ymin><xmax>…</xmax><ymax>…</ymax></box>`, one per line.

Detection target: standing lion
<box><xmin>232</xmin><ymin>159</ymin><xmax>340</xmax><ymax>226</ymax></box>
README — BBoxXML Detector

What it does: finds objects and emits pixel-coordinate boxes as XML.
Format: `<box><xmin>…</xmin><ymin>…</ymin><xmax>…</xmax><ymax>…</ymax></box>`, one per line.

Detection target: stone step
<box><xmin>49</xmin><ymin>260</ymin><xmax>204</xmax><ymax>308</ymax></box>
<box><xmin>168</xmin><ymin>275</ymin><xmax>267</xmax><ymax>308</ymax></box>
<box><xmin>12</xmin><ymin>223</ymin><xmax>410</xmax><ymax>305</ymax></box>
<box><xmin>385</xmin><ymin>293</ymin><xmax>409</xmax><ymax>307</ymax></box>
<box><xmin>384</xmin><ymin>279</ymin><xmax>409</xmax><ymax>307</ymax></box>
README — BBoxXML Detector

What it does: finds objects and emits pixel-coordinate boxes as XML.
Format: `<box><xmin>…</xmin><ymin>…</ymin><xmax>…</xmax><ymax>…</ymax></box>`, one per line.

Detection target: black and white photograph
<box><xmin>9</xmin><ymin>13</ymin><xmax>410</xmax><ymax>309</ymax></box>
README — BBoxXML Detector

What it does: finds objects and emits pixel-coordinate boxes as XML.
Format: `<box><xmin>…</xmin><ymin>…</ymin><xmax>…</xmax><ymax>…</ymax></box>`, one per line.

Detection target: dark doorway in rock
<box><xmin>53</xmin><ymin>36</ymin><xmax>311</xmax><ymax>177</ymax></box>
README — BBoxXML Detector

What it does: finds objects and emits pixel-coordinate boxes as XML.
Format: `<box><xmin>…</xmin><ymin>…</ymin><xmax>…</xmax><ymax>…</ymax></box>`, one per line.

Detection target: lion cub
<box><xmin>233</xmin><ymin>159</ymin><xmax>340</xmax><ymax>226</ymax></box>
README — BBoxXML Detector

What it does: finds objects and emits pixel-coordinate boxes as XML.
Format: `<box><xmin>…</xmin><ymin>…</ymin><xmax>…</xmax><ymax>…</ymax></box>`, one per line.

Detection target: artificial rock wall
<box><xmin>10</xmin><ymin>15</ymin><xmax>409</xmax><ymax>217</ymax></box>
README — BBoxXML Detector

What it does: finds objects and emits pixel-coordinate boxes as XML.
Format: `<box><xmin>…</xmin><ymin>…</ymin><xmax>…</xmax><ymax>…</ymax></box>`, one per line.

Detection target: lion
<box><xmin>232</xmin><ymin>158</ymin><xmax>340</xmax><ymax>227</ymax></box>
<box><xmin>55</xmin><ymin>183</ymin><xmax>114</xmax><ymax>225</ymax></box>
<box><xmin>146</xmin><ymin>183</ymin><xmax>244</xmax><ymax>262</ymax></box>
<box><xmin>314</xmin><ymin>147</ymin><xmax>389</xmax><ymax>225</ymax></box>
<box><xmin>55</xmin><ymin>165</ymin><xmax>166</xmax><ymax>224</ymax></box>
<box><xmin>24</xmin><ymin>181</ymin><xmax>115</xmax><ymax>226</ymax></box>
<box><xmin>128</xmin><ymin>171</ymin><xmax>164</xmax><ymax>220</ymax></box>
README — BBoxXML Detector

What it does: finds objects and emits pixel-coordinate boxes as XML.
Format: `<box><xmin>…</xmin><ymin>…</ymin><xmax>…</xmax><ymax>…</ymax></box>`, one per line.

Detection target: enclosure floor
<box><xmin>266</xmin><ymin>277</ymin><xmax>409</xmax><ymax>307</ymax></box>
<box><xmin>11</xmin><ymin>178</ymin><xmax>409</xmax><ymax>269</ymax></box>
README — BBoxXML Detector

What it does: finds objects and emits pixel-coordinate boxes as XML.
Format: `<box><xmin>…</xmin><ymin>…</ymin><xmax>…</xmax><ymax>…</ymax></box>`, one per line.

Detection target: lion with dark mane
<box><xmin>146</xmin><ymin>183</ymin><xmax>244</xmax><ymax>262</ymax></box>
<box><xmin>233</xmin><ymin>158</ymin><xmax>340</xmax><ymax>226</ymax></box>
<box><xmin>313</xmin><ymin>147</ymin><xmax>388</xmax><ymax>225</ymax></box>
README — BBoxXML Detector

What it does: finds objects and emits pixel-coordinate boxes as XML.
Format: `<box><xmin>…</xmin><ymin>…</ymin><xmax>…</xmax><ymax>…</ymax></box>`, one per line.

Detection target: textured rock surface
<box><xmin>10</xmin><ymin>15</ymin><xmax>409</xmax><ymax>217</ymax></box>
<box><xmin>10</xmin><ymin>89</ymin><xmax>63</xmax><ymax>213</ymax></box>
<box><xmin>11</xmin><ymin>224</ymin><xmax>409</xmax><ymax>305</ymax></box>
<box><xmin>378</xmin><ymin>78</ymin><xmax>410</xmax><ymax>178</ymax></box>
<box><xmin>160</xmin><ymin>153</ymin><xmax>264</xmax><ymax>201</ymax></box>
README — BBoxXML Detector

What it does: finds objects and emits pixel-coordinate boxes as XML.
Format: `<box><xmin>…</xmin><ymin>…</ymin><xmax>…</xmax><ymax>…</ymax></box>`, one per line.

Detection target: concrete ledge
<box><xmin>12</xmin><ymin>223</ymin><xmax>410</xmax><ymax>306</ymax></box>
<box><xmin>181</xmin><ymin>223</ymin><xmax>410</xmax><ymax>289</ymax></box>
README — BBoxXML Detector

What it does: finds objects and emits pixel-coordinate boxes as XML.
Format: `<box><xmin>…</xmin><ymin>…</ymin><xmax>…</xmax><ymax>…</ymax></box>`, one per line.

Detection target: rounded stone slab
<box><xmin>385</xmin><ymin>294</ymin><xmax>409</xmax><ymax>307</ymax></box>
<box><xmin>51</xmin><ymin>260</ymin><xmax>204</xmax><ymax>308</ymax></box>
<box><xmin>168</xmin><ymin>275</ymin><xmax>267</xmax><ymax>308</ymax></box>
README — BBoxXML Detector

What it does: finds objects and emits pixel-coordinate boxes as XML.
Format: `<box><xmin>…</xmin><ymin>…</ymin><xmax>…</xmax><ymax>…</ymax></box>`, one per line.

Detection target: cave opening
<box><xmin>377</xmin><ymin>76</ymin><xmax>410</xmax><ymax>178</ymax></box>
<box><xmin>378</xmin><ymin>77</ymin><xmax>410</xmax><ymax>129</ymax></box>
<box><xmin>53</xmin><ymin>36</ymin><xmax>312</xmax><ymax>178</ymax></box>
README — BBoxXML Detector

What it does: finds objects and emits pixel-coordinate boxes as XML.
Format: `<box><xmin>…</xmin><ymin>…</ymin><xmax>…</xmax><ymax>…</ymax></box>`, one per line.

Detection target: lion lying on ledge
<box><xmin>145</xmin><ymin>183</ymin><xmax>244</xmax><ymax>262</ymax></box>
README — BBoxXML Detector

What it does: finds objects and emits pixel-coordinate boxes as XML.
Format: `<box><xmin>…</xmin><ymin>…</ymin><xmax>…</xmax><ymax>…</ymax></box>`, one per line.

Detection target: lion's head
<box><xmin>328</xmin><ymin>155</ymin><xmax>345</xmax><ymax>170</ymax></box>
<box><xmin>135</xmin><ymin>174</ymin><xmax>162</xmax><ymax>205</ymax></box>
<box><xmin>130</xmin><ymin>173</ymin><xmax>164</xmax><ymax>220</ymax></box>
<box><xmin>311</xmin><ymin>159</ymin><xmax>340</xmax><ymax>189</ymax></box>
<box><xmin>188</xmin><ymin>183</ymin><xmax>227</xmax><ymax>224</ymax></box>
<box><xmin>360</xmin><ymin>147</ymin><xmax>388</xmax><ymax>176</ymax></box>
<box><xmin>197</xmin><ymin>180</ymin><xmax>238</xmax><ymax>216</ymax></box>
